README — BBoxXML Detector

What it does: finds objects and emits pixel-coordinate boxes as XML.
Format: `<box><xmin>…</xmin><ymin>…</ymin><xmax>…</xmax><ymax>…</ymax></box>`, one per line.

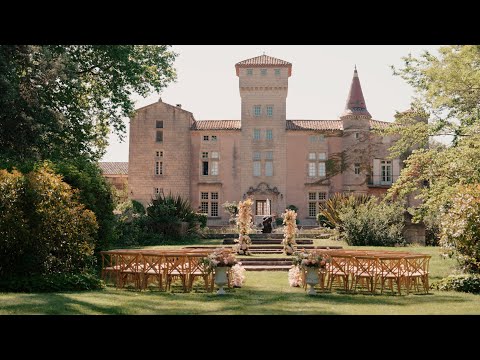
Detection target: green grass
<box><xmin>0</xmin><ymin>239</ymin><xmax>478</xmax><ymax>315</ymax></box>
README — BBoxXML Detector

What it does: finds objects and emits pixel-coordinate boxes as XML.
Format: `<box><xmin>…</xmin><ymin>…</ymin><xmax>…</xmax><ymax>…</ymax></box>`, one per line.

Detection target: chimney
<box><xmin>176</xmin><ymin>104</ymin><xmax>182</xmax><ymax>108</ymax></box>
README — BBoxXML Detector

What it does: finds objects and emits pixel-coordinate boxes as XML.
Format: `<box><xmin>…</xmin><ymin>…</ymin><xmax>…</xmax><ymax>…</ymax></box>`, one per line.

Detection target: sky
<box><xmin>101</xmin><ymin>45</ymin><xmax>440</xmax><ymax>162</ymax></box>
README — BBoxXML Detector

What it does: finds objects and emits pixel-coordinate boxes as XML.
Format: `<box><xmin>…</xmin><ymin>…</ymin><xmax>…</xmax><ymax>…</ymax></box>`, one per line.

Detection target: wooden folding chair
<box><xmin>351</xmin><ymin>256</ymin><xmax>378</xmax><ymax>294</ymax></box>
<box><xmin>377</xmin><ymin>256</ymin><xmax>407</xmax><ymax>295</ymax></box>
<box><xmin>327</xmin><ymin>255</ymin><xmax>352</xmax><ymax>292</ymax></box>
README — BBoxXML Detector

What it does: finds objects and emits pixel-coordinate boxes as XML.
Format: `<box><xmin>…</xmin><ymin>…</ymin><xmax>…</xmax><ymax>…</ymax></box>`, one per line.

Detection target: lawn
<box><xmin>0</xmin><ymin>239</ymin><xmax>479</xmax><ymax>315</ymax></box>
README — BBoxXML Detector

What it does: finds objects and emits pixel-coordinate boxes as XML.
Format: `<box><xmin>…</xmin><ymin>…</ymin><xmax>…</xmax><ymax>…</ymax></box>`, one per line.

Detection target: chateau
<box><xmin>128</xmin><ymin>55</ymin><xmax>404</xmax><ymax>226</ymax></box>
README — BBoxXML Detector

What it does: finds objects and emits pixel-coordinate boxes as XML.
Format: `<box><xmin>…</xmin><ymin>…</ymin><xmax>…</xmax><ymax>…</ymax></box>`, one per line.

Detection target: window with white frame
<box><xmin>211</xmin><ymin>151</ymin><xmax>219</xmax><ymax>159</ymax></box>
<box><xmin>200</xmin><ymin>192</ymin><xmax>219</xmax><ymax>216</ymax></box>
<box><xmin>266</xmin><ymin>106</ymin><xmax>273</xmax><ymax>117</ymax></box>
<box><xmin>381</xmin><ymin>160</ymin><xmax>392</xmax><ymax>183</ymax></box>
<box><xmin>308</xmin><ymin>192</ymin><xmax>327</xmax><ymax>217</ymax></box>
<box><xmin>211</xmin><ymin>135</ymin><xmax>217</xmax><ymax>141</ymax></box>
<box><xmin>155</xmin><ymin>161</ymin><xmax>163</xmax><ymax>175</ymax></box>
<box><xmin>265</xmin><ymin>151</ymin><xmax>273</xmax><ymax>160</ymax></box>
<box><xmin>254</xmin><ymin>105</ymin><xmax>261</xmax><ymax>117</ymax></box>
<box><xmin>202</xmin><ymin>152</ymin><xmax>208</xmax><ymax>159</ymax></box>
<box><xmin>253</xmin><ymin>161</ymin><xmax>261</xmax><ymax>176</ymax></box>
<box><xmin>156</xmin><ymin>150</ymin><xmax>163</xmax><ymax>157</ymax></box>
<box><xmin>253</xmin><ymin>129</ymin><xmax>261</xmax><ymax>140</ymax></box>
<box><xmin>253</xmin><ymin>151</ymin><xmax>261</xmax><ymax>160</ymax></box>
<box><xmin>265</xmin><ymin>161</ymin><xmax>273</xmax><ymax>176</ymax></box>
<box><xmin>308</xmin><ymin>162</ymin><xmax>316</xmax><ymax>177</ymax></box>
<box><xmin>266</xmin><ymin>129</ymin><xmax>273</xmax><ymax>140</ymax></box>
<box><xmin>211</xmin><ymin>161</ymin><xmax>219</xmax><ymax>175</ymax></box>
<box><xmin>354</xmin><ymin>163</ymin><xmax>361</xmax><ymax>175</ymax></box>
<box><xmin>203</xmin><ymin>135</ymin><xmax>209</xmax><ymax>141</ymax></box>
<box><xmin>308</xmin><ymin>152</ymin><xmax>316</xmax><ymax>160</ymax></box>
<box><xmin>318</xmin><ymin>162</ymin><xmax>326</xmax><ymax>177</ymax></box>
<box><xmin>318</xmin><ymin>152</ymin><xmax>326</xmax><ymax>160</ymax></box>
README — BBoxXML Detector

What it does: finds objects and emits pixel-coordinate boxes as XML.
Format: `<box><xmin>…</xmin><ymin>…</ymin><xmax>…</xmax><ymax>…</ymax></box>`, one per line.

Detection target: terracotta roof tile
<box><xmin>99</xmin><ymin>162</ymin><xmax>128</xmax><ymax>175</ymax></box>
<box><xmin>286</xmin><ymin>120</ymin><xmax>343</xmax><ymax>130</ymax></box>
<box><xmin>369</xmin><ymin>119</ymin><xmax>392</xmax><ymax>129</ymax></box>
<box><xmin>236</xmin><ymin>54</ymin><xmax>292</xmax><ymax>67</ymax></box>
<box><xmin>191</xmin><ymin>120</ymin><xmax>241</xmax><ymax>130</ymax></box>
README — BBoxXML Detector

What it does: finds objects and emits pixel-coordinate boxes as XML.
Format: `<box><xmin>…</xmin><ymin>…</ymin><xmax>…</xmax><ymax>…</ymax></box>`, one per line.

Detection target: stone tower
<box><xmin>340</xmin><ymin>67</ymin><xmax>373</xmax><ymax>193</ymax></box>
<box><xmin>235</xmin><ymin>55</ymin><xmax>292</xmax><ymax>217</ymax></box>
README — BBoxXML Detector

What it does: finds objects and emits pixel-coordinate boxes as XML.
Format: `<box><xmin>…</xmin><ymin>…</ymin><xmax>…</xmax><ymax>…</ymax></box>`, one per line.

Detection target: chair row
<box><xmin>301</xmin><ymin>253</ymin><xmax>431</xmax><ymax>295</ymax></box>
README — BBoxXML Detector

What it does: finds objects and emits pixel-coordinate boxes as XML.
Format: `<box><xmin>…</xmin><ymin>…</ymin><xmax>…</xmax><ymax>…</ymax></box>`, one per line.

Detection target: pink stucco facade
<box><xmin>128</xmin><ymin>55</ymin><xmax>407</xmax><ymax>226</ymax></box>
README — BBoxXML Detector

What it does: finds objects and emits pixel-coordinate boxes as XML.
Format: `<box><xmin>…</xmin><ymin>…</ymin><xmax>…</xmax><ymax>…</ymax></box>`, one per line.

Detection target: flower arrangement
<box><xmin>201</xmin><ymin>248</ymin><xmax>238</xmax><ymax>272</ymax></box>
<box><xmin>231</xmin><ymin>263</ymin><xmax>246</xmax><ymax>287</ymax></box>
<box><xmin>282</xmin><ymin>208</ymin><xmax>298</xmax><ymax>255</ymax></box>
<box><xmin>292</xmin><ymin>250</ymin><xmax>330</xmax><ymax>269</ymax></box>
<box><xmin>288</xmin><ymin>265</ymin><xmax>303</xmax><ymax>287</ymax></box>
<box><xmin>235</xmin><ymin>198</ymin><xmax>253</xmax><ymax>255</ymax></box>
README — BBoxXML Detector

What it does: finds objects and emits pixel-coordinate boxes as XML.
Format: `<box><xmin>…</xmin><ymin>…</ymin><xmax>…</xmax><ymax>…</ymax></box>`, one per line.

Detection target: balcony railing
<box><xmin>367</xmin><ymin>174</ymin><xmax>400</xmax><ymax>187</ymax></box>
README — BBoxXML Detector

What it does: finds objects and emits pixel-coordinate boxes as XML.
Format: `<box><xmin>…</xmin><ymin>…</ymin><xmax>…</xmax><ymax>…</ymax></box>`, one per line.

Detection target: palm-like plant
<box><xmin>318</xmin><ymin>193</ymin><xmax>372</xmax><ymax>229</ymax></box>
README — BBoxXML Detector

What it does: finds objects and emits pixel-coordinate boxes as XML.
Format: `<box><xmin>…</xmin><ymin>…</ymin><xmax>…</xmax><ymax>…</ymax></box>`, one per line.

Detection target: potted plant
<box><xmin>201</xmin><ymin>248</ymin><xmax>238</xmax><ymax>294</ymax></box>
<box><xmin>292</xmin><ymin>250</ymin><xmax>330</xmax><ymax>295</ymax></box>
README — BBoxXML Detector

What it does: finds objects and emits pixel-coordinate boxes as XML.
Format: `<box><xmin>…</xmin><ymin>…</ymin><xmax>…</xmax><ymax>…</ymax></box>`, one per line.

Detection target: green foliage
<box><xmin>222</xmin><ymin>201</ymin><xmax>238</xmax><ymax>217</ymax></box>
<box><xmin>432</xmin><ymin>274</ymin><xmax>480</xmax><ymax>294</ymax></box>
<box><xmin>318</xmin><ymin>193</ymin><xmax>372</xmax><ymax>229</ymax></box>
<box><xmin>132</xmin><ymin>200</ymin><xmax>146</xmax><ymax>215</ymax></box>
<box><xmin>196</xmin><ymin>212</ymin><xmax>208</xmax><ymax>228</ymax></box>
<box><xmin>338</xmin><ymin>199</ymin><xmax>406</xmax><ymax>246</ymax></box>
<box><xmin>439</xmin><ymin>184</ymin><xmax>480</xmax><ymax>274</ymax></box>
<box><xmin>275</xmin><ymin>217</ymin><xmax>283</xmax><ymax>226</ymax></box>
<box><xmin>0</xmin><ymin>163</ymin><xmax>98</xmax><ymax>279</ymax></box>
<box><xmin>0</xmin><ymin>45</ymin><xmax>177</xmax><ymax>164</ymax></box>
<box><xmin>0</xmin><ymin>272</ymin><xmax>104</xmax><ymax>293</ymax></box>
<box><xmin>286</xmin><ymin>204</ymin><xmax>298</xmax><ymax>212</ymax></box>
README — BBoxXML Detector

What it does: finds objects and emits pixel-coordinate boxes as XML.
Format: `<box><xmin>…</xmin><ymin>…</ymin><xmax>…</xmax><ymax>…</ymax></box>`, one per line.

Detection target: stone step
<box><xmin>243</xmin><ymin>265</ymin><xmax>292</xmax><ymax>271</ymax></box>
<box><xmin>222</xmin><ymin>239</ymin><xmax>314</xmax><ymax>245</ymax></box>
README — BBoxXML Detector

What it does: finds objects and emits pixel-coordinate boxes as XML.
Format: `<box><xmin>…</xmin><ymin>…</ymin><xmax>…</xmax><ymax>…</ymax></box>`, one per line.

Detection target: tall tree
<box><xmin>0</xmin><ymin>45</ymin><xmax>177</xmax><ymax>164</ymax></box>
<box><xmin>383</xmin><ymin>46</ymin><xmax>480</xmax><ymax>271</ymax></box>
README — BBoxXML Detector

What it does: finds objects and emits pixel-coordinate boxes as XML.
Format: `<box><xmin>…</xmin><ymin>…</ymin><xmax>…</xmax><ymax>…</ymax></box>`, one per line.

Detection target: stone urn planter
<box><xmin>214</xmin><ymin>266</ymin><xmax>229</xmax><ymax>295</ymax></box>
<box><xmin>305</xmin><ymin>267</ymin><xmax>319</xmax><ymax>295</ymax></box>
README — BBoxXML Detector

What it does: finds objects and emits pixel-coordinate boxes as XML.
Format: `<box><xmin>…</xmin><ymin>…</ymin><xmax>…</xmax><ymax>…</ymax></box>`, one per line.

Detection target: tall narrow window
<box><xmin>254</xmin><ymin>105</ymin><xmax>261</xmax><ymax>117</ymax></box>
<box><xmin>202</xmin><ymin>161</ymin><xmax>209</xmax><ymax>176</ymax></box>
<box><xmin>265</xmin><ymin>151</ymin><xmax>273</xmax><ymax>160</ymax></box>
<box><xmin>265</xmin><ymin>161</ymin><xmax>273</xmax><ymax>176</ymax></box>
<box><xmin>308</xmin><ymin>202</ymin><xmax>317</xmax><ymax>217</ymax></box>
<box><xmin>156</xmin><ymin>120</ymin><xmax>163</xmax><ymax>128</ymax></box>
<box><xmin>318</xmin><ymin>162</ymin><xmax>326</xmax><ymax>177</ymax></box>
<box><xmin>354</xmin><ymin>163</ymin><xmax>361</xmax><ymax>175</ymax></box>
<box><xmin>247</xmin><ymin>69</ymin><xmax>253</xmax><ymax>76</ymax></box>
<box><xmin>266</xmin><ymin>106</ymin><xmax>273</xmax><ymax>117</ymax></box>
<box><xmin>253</xmin><ymin>151</ymin><xmax>261</xmax><ymax>160</ymax></box>
<box><xmin>211</xmin><ymin>161</ymin><xmax>219</xmax><ymax>175</ymax></box>
<box><xmin>261</xmin><ymin>69</ymin><xmax>267</xmax><ymax>76</ymax></box>
<box><xmin>253</xmin><ymin>161</ymin><xmax>261</xmax><ymax>176</ymax></box>
<box><xmin>211</xmin><ymin>202</ymin><xmax>219</xmax><ymax>217</ymax></box>
<box><xmin>253</xmin><ymin>129</ymin><xmax>261</xmax><ymax>140</ymax></box>
<box><xmin>308</xmin><ymin>162</ymin><xmax>316</xmax><ymax>177</ymax></box>
<box><xmin>156</xmin><ymin>130</ymin><xmax>163</xmax><ymax>142</ymax></box>
<box><xmin>308</xmin><ymin>192</ymin><xmax>327</xmax><ymax>217</ymax></box>
<box><xmin>155</xmin><ymin>161</ymin><xmax>163</xmax><ymax>175</ymax></box>
<box><xmin>201</xmin><ymin>201</ymin><xmax>209</xmax><ymax>214</ymax></box>
<box><xmin>266</xmin><ymin>129</ymin><xmax>273</xmax><ymax>140</ymax></box>
<box><xmin>381</xmin><ymin>160</ymin><xmax>392</xmax><ymax>183</ymax></box>
<box><xmin>211</xmin><ymin>192</ymin><xmax>218</xmax><ymax>200</ymax></box>
<box><xmin>355</xmin><ymin>132</ymin><xmax>360</xmax><ymax>140</ymax></box>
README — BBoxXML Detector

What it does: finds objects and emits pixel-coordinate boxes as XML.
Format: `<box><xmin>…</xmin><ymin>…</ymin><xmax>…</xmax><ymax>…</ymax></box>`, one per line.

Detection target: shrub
<box><xmin>318</xmin><ymin>193</ymin><xmax>372</xmax><ymax>229</ymax></box>
<box><xmin>0</xmin><ymin>164</ymin><xmax>98</xmax><ymax>280</ymax></box>
<box><xmin>275</xmin><ymin>217</ymin><xmax>283</xmax><ymax>226</ymax></box>
<box><xmin>440</xmin><ymin>184</ymin><xmax>480</xmax><ymax>274</ymax></box>
<box><xmin>431</xmin><ymin>274</ymin><xmax>480</xmax><ymax>294</ymax></box>
<box><xmin>0</xmin><ymin>272</ymin><xmax>104</xmax><ymax>293</ymax></box>
<box><xmin>338</xmin><ymin>199</ymin><xmax>406</xmax><ymax>246</ymax></box>
<box><xmin>286</xmin><ymin>204</ymin><xmax>298</xmax><ymax>212</ymax></box>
